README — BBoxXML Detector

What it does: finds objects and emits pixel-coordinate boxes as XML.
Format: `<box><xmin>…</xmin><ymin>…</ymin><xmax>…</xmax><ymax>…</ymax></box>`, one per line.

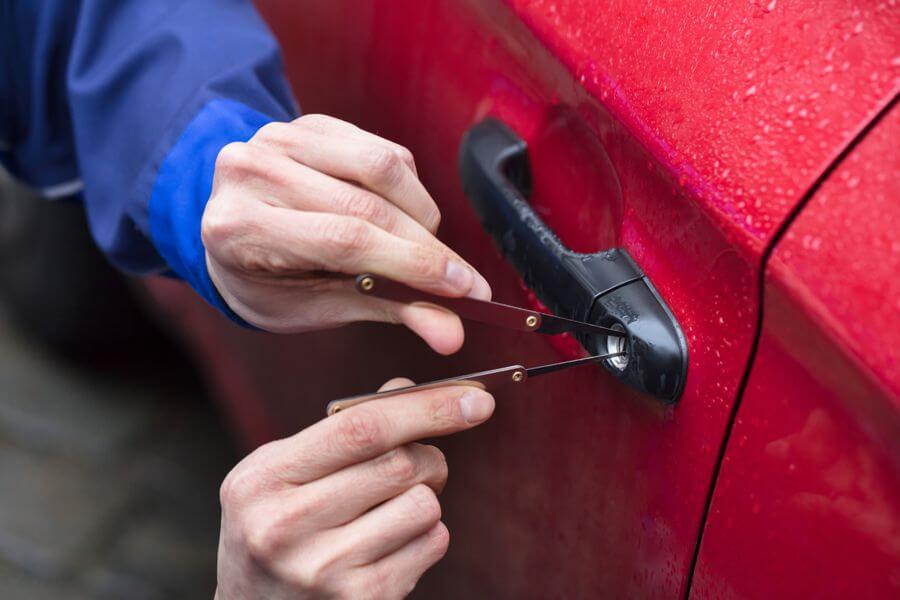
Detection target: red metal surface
<box><xmin>507</xmin><ymin>0</ymin><xmax>900</xmax><ymax>258</ymax></box>
<box><xmin>143</xmin><ymin>0</ymin><xmax>898</xmax><ymax>596</ymax></box>
<box><xmin>691</xmin><ymin>107</ymin><xmax>900</xmax><ymax>597</ymax></box>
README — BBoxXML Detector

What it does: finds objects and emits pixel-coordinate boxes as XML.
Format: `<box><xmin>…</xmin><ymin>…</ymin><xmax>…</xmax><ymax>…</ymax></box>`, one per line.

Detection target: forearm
<box><xmin>65</xmin><ymin>0</ymin><xmax>296</xmax><ymax>317</ymax></box>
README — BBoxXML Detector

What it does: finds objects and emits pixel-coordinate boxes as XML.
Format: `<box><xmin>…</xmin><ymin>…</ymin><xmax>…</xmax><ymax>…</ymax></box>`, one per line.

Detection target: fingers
<box><xmin>204</xmin><ymin>274</ymin><xmax>466</xmax><ymax>355</ymax></box>
<box><xmin>296</xmin><ymin>115</ymin><xmax>420</xmax><ymax>176</ymax></box>
<box><xmin>378</xmin><ymin>377</ymin><xmax>416</xmax><ymax>391</ymax></box>
<box><xmin>399</xmin><ymin>303</ymin><xmax>466</xmax><ymax>355</ymax></box>
<box><xmin>360</xmin><ymin>522</ymin><xmax>450</xmax><ymax>597</ymax></box>
<box><xmin>334</xmin><ymin>484</ymin><xmax>442</xmax><ymax>565</ymax></box>
<box><xmin>218</xmin><ymin>373</ymin><xmax>463</xmax><ymax>597</ymax></box>
<box><xmin>223</xmin><ymin>482</ymin><xmax>449</xmax><ymax>598</ymax></box>
<box><xmin>204</xmin><ymin>114</ymin><xmax>496</xmax><ymax>350</ymax></box>
<box><xmin>228</xmin><ymin>143</ymin><xmax>442</xmax><ymax>248</ymax></box>
<box><xmin>207</xmin><ymin>204</ymin><xmax>490</xmax><ymax>300</ymax></box>
<box><xmin>285</xmin><ymin>114</ymin><xmax>421</xmax><ymax>177</ymax></box>
<box><xmin>206</xmin><ymin>142</ymin><xmax>490</xmax><ymax>297</ymax></box>
<box><xmin>250</xmin><ymin>116</ymin><xmax>439</xmax><ymax>231</ymax></box>
<box><xmin>274</xmin><ymin>385</ymin><xmax>495</xmax><ymax>483</ymax></box>
<box><xmin>283</xmin><ymin>443</ymin><xmax>448</xmax><ymax>529</ymax></box>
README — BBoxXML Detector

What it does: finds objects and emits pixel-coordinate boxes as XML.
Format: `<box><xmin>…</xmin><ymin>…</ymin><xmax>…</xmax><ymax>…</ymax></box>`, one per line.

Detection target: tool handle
<box><xmin>356</xmin><ymin>274</ymin><xmax>541</xmax><ymax>332</ymax></box>
<box><xmin>325</xmin><ymin>364</ymin><xmax>528</xmax><ymax>416</ymax></box>
<box><xmin>356</xmin><ymin>274</ymin><xmax>625</xmax><ymax>338</ymax></box>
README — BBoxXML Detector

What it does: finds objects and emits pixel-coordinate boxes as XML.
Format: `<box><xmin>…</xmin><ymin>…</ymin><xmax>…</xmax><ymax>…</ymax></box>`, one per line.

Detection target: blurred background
<box><xmin>0</xmin><ymin>172</ymin><xmax>232</xmax><ymax>599</ymax></box>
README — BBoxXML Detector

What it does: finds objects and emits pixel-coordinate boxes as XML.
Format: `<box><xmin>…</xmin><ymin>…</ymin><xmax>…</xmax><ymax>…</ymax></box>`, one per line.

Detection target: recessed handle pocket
<box><xmin>459</xmin><ymin>118</ymin><xmax>687</xmax><ymax>403</ymax></box>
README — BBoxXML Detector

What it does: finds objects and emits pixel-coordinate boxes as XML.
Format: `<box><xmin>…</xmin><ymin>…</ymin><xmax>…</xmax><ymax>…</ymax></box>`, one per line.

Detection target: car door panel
<box><xmin>233</xmin><ymin>1</ymin><xmax>759</xmax><ymax>595</ymax></box>
<box><xmin>691</xmin><ymin>105</ymin><xmax>899</xmax><ymax>598</ymax></box>
<box><xmin>505</xmin><ymin>0</ymin><xmax>899</xmax><ymax>256</ymax></box>
<box><xmin>141</xmin><ymin>0</ymin><xmax>897</xmax><ymax>596</ymax></box>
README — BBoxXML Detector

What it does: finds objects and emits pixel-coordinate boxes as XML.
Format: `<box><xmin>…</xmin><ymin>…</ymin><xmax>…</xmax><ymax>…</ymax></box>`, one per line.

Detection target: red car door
<box><xmin>691</xmin><ymin>104</ymin><xmax>900</xmax><ymax>598</ymax></box>
<box><xmin>145</xmin><ymin>0</ymin><xmax>897</xmax><ymax>596</ymax></box>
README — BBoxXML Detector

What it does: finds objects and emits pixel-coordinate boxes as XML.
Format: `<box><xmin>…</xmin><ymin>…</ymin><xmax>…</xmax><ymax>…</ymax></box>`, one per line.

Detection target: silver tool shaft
<box><xmin>355</xmin><ymin>274</ymin><xmax>625</xmax><ymax>338</ymax></box>
<box><xmin>325</xmin><ymin>352</ymin><xmax>624</xmax><ymax>416</ymax></box>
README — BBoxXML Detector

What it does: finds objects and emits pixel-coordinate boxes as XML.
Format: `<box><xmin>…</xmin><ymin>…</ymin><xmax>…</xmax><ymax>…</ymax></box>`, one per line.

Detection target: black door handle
<box><xmin>459</xmin><ymin>118</ymin><xmax>687</xmax><ymax>403</ymax></box>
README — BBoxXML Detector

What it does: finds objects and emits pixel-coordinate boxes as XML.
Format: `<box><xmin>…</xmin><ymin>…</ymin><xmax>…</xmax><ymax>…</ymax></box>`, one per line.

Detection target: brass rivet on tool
<box><xmin>511</xmin><ymin>370</ymin><xmax>525</xmax><ymax>383</ymax></box>
<box><xmin>525</xmin><ymin>315</ymin><xmax>538</xmax><ymax>328</ymax></box>
<box><xmin>360</xmin><ymin>276</ymin><xmax>375</xmax><ymax>292</ymax></box>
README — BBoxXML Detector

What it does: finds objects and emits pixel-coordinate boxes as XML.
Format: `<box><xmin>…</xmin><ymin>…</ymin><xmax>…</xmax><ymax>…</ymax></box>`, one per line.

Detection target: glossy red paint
<box><xmin>142</xmin><ymin>0</ymin><xmax>899</xmax><ymax>596</ymax></box>
<box><xmin>691</xmin><ymin>107</ymin><xmax>900</xmax><ymax>597</ymax></box>
<box><xmin>507</xmin><ymin>0</ymin><xmax>899</xmax><ymax>257</ymax></box>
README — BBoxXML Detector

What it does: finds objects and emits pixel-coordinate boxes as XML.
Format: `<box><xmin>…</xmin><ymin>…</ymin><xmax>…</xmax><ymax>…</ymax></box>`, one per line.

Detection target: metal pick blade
<box><xmin>325</xmin><ymin>351</ymin><xmax>625</xmax><ymax>416</ymax></box>
<box><xmin>355</xmin><ymin>274</ymin><xmax>625</xmax><ymax>338</ymax></box>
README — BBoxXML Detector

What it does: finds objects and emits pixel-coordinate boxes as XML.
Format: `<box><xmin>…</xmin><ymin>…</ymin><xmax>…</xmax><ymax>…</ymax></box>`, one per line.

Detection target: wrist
<box><xmin>147</xmin><ymin>98</ymin><xmax>274</xmax><ymax>326</ymax></box>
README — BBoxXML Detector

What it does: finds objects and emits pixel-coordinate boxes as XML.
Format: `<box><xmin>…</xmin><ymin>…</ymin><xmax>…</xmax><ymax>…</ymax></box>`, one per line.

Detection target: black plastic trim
<box><xmin>459</xmin><ymin>118</ymin><xmax>687</xmax><ymax>403</ymax></box>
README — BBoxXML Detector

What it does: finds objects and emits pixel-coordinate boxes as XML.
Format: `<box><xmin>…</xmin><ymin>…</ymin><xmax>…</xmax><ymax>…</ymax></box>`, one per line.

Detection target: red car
<box><xmin>141</xmin><ymin>1</ymin><xmax>899</xmax><ymax>597</ymax></box>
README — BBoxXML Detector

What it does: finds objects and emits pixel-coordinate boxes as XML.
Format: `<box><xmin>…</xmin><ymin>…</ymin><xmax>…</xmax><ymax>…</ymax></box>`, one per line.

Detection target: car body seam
<box><xmin>682</xmin><ymin>89</ymin><xmax>900</xmax><ymax>599</ymax></box>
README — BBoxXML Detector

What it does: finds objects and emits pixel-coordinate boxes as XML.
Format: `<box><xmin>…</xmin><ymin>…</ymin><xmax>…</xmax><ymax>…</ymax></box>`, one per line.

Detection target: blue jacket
<box><xmin>1</xmin><ymin>0</ymin><xmax>298</xmax><ymax>321</ymax></box>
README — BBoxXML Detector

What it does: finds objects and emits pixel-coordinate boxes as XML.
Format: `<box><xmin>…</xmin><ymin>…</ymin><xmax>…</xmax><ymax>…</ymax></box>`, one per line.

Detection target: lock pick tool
<box><xmin>325</xmin><ymin>274</ymin><xmax>626</xmax><ymax>415</ymax></box>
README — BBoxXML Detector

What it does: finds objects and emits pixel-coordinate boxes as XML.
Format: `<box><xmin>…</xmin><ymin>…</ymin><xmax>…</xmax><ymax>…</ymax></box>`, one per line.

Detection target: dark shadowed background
<box><xmin>0</xmin><ymin>173</ymin><xmax>231</xmax><ymax>599</ymax></box>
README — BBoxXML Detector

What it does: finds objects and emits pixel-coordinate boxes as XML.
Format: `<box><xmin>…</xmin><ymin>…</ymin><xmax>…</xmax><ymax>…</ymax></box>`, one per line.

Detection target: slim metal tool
<box><xmin>326</xmin><ymin>352</ymin><xmax>625</xmax><ymax>415</ymax></box>
<box><xmin>354</xmin><ymin>274</ymin><xmax>625</xmax><ymax>338</ymax></box>
<box><xmin>324</xmin><ymin>274</ymin><xmax>630</xmax><ymax>415</ymax></box>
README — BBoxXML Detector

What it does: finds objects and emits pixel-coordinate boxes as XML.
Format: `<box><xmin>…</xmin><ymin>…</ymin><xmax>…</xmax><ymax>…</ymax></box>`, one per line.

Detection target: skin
<box><xmin>202</xmin><ymin>113</ymin><xmax>492</xmax><ymax>356</ymax></box>
<box><xmin>214</xmin><ymin>379</ymin><xmax>496</xmax><ymax>599</ymax></box>
<box><xmin>204</xmin><ymin>115</ymin><xmax>496</xmax><ymax>597</ymax></box>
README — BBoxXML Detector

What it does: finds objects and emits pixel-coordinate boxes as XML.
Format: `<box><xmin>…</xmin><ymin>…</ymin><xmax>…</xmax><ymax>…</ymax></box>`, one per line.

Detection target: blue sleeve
<box><xmin>65</xmin><ymin>0</ymin><xmax>298</xmax><ymax>322</ymax></box>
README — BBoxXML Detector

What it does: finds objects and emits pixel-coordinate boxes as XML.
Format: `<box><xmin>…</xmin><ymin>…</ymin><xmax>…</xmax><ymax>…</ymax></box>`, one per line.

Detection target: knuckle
<box><xmin>271</xmin><ymin>490</ymin><xmax>322</xmax><ymax>530</ymax></box>
<box><xmin>423</xmin><ymin>205</ymin><xmax>442</xmax><ymax>232</ymax></box>
<box><xmin>215</xmin><ymin>141</ymin><xmax>255</xmax><ymax>176</ymax></box>
<box><xmin>290</xmin><ymin>549</ymin><xmax>342</xmax><ymax>591</ymax></box>
<box><xmin>408</xmin><ymin>247</ymin><xmax>447</xmax><ymax>281</ymax></box>
<box><xmin>335</xmin><ymin>410</ymin><xmax>385</xmax><ymax>456</ymax></box>
<box><xmin>292</xmin><ymin>565</ymin><xmax>325</xmax><ymax>592</ymax></box>
<box><xmin>201</xmin><ymin>201</ymin><xmax>255</xmax><ymax>253</ymax></box>
<box><xmin>357</xmin><ymin>197</ymin><xmax>395</xmax><ymax>230</ymax></box>
<box><xmin>200</xmin><ymin>203</ymin><xmax>233</xmax><ymax>248</ymax></box>
<box><xmin>340</xmin><ymin>570</ymin><xmax>383</xmax><ymax>600</ymax></box>
<box><xmin>406</xmin><ymin>484</ymin><xmax>441</xmax><ymax>523</ymax></box>
<box><xmin>218</xmin><ymin>470</ymin><xmax>243</xmax><ymax>507</ymax></box>
<box><xmin>243</xmin><ymin>494</ymin><xmax>322</xmax><ymax>565</ymax></box>
<box><xmin>219</xmin><ymin>464</ymin><xmax>260</xmax><ymax>509</ymax></box>
<box><xmin>360</xmin><ymin>565</ymin><xmax>392</xmax><ymax>600</ymax></box>
<box><xmin>254</xmin><ymin>121</ymin><xmax>295</xmax><ymax>148</ymax></box>
<box><xmin>335</xmin><ymin>188</ymin><xmax>392</xmax><ymax>228</ymax></box>
<box><xmin>395</xmin><ymin>145</ymin><xmax>416</xmax><ymax>170</ymax></box>
<box><xmin>424</xmin><ymin>445</ymin><xmax>449</xmax><ymax>484</ymax></box>
<box><xmin>321</xmin><ymin>218</ymin><xmax>371</xmax><ymax>261</ymax></box>
<box><xmin>243</xmin><ymin>513</ymin><xmax>284</xmax><ymax>563</ymax></box>
<box><xmin>288</xmin><ymin>494</ymin><xmax>324</xmax><ymax>525</ymax></box>
<box><xmin>205</xmin><ymin>217</ymin><xmax>286</xmax><ymax>274</ymax></box>
<box><xmin>378</xmin><ymin>447</ymin><xmax>419</xmax><ymax>483</ymax></box>
<box><xmin>430</xmin><ymin>392</ymin><xmax>465</xmax><ymax>428</ymax></box>
<box><xmin>294</xmin><ymin>113</ymin><xmax>333</xmax><ymax>133</ymax></box>
<box><xmin>363</xmin><ymin>146</ymin><xmax>404</xmax><ymax>188</ymax></box>
<box><xmin>234</xmin><ymin>245</ymin><xmax>290</xmax><ymax>275</ymax></box>
<box><xmin>428</xmin><ymin>522</ymin><xmax>451</xmax><ymax>558</ymax></box>
<box><xmin>203</xmin><ymin>209</ymin><xmax>288</xmax><ymax>274</ymax></box>
<box><xmin>219</xmin><ymin>441</ymin><xmax>287</xmax><ymax>509</ymax></box>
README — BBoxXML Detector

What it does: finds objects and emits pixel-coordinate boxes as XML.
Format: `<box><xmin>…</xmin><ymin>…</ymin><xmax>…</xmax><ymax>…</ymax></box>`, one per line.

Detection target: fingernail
<box><xmin>467</xmin><ymin>274</ymin><xmax>492</xmax><ymax>301</ymax></box>
<box><xmin>445</xmin><ymin>260</ymin><xmax>474</xmax><ymax>293</ymax></box>
<box><xmin>459</xmin><ymin>390</ymin><xmax>495</xmax><ymax>424</ymax></box>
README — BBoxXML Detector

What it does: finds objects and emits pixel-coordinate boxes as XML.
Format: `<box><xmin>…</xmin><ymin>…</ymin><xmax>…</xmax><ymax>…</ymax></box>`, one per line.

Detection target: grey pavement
<box><xmin>0</xmin><ymin>310</ymin><xmax>236</xmax><ymax>598</ymax></box>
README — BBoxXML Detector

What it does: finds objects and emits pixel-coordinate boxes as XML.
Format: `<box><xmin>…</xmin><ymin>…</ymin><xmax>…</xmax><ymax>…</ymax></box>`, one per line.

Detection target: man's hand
<box><xmin>215</xmin><ymin>379</ymin><xmax>495</xmax><ymax>600</ymax></box>
<box><xmin>202</xmin><ymin>114</ymin><xmax>491</xmax><ymax>355</ymax></box>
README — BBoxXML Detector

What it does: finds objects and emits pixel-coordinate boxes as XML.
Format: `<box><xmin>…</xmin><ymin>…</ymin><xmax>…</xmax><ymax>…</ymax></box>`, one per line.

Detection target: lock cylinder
<box><xmin>604</xmin><ymin>323</ymin><xmax>629</xmax><ymax>371</ymax></box>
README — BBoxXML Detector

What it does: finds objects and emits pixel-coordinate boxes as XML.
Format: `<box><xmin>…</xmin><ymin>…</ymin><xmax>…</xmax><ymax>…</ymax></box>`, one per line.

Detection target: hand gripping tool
<box><xmin>325</xmin><ymin>274</ymin><xmax>626</xmax><ymax>415</ymax></box>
